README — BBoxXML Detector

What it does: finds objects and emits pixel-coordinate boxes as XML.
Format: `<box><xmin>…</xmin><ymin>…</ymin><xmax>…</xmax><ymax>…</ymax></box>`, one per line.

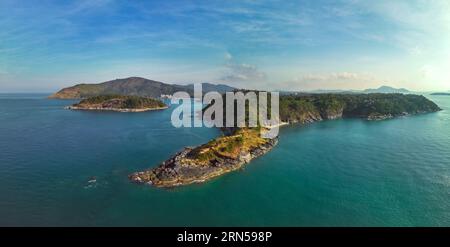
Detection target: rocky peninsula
<box><xmin>66</xmin><ymin>95</ymin><xmax>167</xmax><ymax>112</ymax></box>
<box><xmin>130</xmin><ymin>93</ymin><xmax>441</xmax><ymax>188</ymax></box>
<box><xmin>129</xmin><ymin>128</ymin><xmax>277</xmax><ymax>187</ymax></box>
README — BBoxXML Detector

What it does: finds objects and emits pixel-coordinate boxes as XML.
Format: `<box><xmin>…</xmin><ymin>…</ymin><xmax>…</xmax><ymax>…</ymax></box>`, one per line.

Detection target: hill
<box><xmin>363</xmin><ymin>86</ymin><xmax>410</xmax><ymax>94</ymax></box>
<box><xmin>185</xmin><ymin>83</ymin><xmax>236</xmax><ymax>94</ymax></box>
<box><xmin>279</xmin><ymin>93</ymin><xmax>440</xmax><ymax>122</ymax></box>
<box><xmin>49</xmin><ymin>77</ymin><xmax>236</xmax><ymax>99</ymax></box>
<box><xmin>206</xmin><ymin>92</ymin><xmax>442</xmax><ymax>126</ymax></box>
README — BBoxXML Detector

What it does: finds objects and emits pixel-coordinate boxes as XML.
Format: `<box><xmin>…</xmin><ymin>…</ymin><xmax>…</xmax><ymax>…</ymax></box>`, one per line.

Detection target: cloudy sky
<box><xmin>1</xmin><ymin>0</ymin><xmax>449</xmax><ymax>92</ymax></box>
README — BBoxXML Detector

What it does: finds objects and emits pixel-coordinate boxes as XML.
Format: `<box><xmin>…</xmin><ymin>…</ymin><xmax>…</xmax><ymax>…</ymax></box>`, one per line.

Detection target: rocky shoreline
<box><xmin>288</xmin><ymin>109</ymin><xmax>439</xmax><ymax>123</ymax></box>
<box><xmin>65</xmin><ymin>105</ymin><xmax>168</xmax><ymax>112</ymax></box>
<box><xmin>129</xmin><ymin>137</ymin><xmax>278</xmax><ymax>188</ymax></box>
<box><xmin>128</xmin><ymin>93</ymin><xmax>441</xmax><ymax>188</ymax></box>
<box><xmin>366</xmin><ymin>110</ymin><xmax>437</xmax><ymax>121</ymax></box>
<box><xmin>128</xmin><ymin>109</ymin><xmax>440</xmax><ymax>188</ymax></box>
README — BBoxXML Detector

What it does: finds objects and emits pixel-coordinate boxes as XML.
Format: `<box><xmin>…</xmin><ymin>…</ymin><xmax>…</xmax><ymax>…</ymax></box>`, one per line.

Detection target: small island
<box><xmin>66</xmin><ymin>95</ymin><xmax>168</xmax><ymax>112</ymax></box>
<box><xmin>431</xmin><ymin>93</ymin><xmax>450</xmax><ymax>96</ymax></box>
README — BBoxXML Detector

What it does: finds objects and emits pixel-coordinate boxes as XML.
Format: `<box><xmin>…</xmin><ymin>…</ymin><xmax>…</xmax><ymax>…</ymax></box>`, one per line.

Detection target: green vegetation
<box><xmin>74</xmin><ymin>95</ymin><xmax>166</xmax><ymax>109</ymax></box>
<box><xmin>188</xmin><ymin>128</ymin><xmax>268</xmax><ymax>164</ymax></box>
<box><xmin>130</xmin><ymin>92</ymin><xmax>441</xmax><ymax>188</ymax></box>
<box><xmin>189</xmin><ymin>93</ymin><xmax>440</xmax><ymax>172</ymax></box>
<box><xmin>205</xmin><ymin>92</ymin><xmax>440</xmax><ymax>125</ymax></box>
<box><xmin>279</xmin><ymin>93</ymin><xmax>441</xmax><ymax>122</ymax></box>
<box><xmin>49</xmin><ymin>77</ymin><xmax>236</xmax><ymax>99</ymax></box>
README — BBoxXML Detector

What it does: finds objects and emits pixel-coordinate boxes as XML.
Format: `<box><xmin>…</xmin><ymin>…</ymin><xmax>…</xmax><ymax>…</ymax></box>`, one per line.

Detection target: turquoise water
<box><xmin>0</xmin><ymin>94</ymin><xmax>449</xmax><ymax>226</ymax></box>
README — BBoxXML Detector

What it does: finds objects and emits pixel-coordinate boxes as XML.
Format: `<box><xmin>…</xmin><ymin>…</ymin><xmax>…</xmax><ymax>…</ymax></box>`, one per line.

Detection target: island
<box><xmin>129</xmin><ymin>93</ymin><xmax>441</xmax><ymax>188</ymax></box>
<box><xmin>66</xmin><ymin>95</ymin><xmax>168</xmax><ymax>112</ymax></box>
<box><xmin>49</xmin><ymin>76</ymin><xmax>236</xmax><ymax>99</ymax></box>
<box><xmin>431</xmin><ymin>93</ymin><xmax>450</xmax><ymax>96</ymax></box>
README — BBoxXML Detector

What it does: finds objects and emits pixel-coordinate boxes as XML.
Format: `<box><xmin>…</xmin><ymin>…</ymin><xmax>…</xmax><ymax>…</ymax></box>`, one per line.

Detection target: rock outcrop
<box><xmin>129</xmin><ymin>129</ymin><xmax>278</xmax><ymax>188</ymax></box>
<box><xmin>129</xmin><ymin>93</ymin><xmax>442</xmax><ymax>188</ymax></box>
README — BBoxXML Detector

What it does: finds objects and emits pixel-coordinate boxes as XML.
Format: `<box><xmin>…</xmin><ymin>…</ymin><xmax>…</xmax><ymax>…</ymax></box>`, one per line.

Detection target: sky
<box><xmin>1</xmin><ymin>0</ymin><xmax>449</xmax><ymax>92</ymax></box>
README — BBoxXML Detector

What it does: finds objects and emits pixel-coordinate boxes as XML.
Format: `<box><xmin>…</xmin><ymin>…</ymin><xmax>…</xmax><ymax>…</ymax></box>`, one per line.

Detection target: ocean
<box><xmin>0</xmin><ymin>93</ymin><xmax>449</xmax><ymax>226</ymax></box>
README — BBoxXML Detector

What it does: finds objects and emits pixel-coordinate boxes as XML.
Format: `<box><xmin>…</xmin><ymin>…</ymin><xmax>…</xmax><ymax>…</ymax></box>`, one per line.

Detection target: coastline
<box><xmin>65</xmin><ymin>105</ymin><xmax>169</xmax><ymax>112</ymax></box>
<box><xmin>129</xmin><ymin>109</ymin><xmax>441</xmax><ymax>188</ymax></box>
<box><xmin>129</xmin><ymin>131</ymin><xmax>278</xmax><ymax>188</ymax></box>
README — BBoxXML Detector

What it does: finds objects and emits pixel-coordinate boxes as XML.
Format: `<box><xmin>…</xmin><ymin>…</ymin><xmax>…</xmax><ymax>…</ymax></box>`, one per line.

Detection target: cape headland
<box><xmin>278</xmin><ymin>93</ymin><xmax>441</xmax><ymax>122</ymax></box>
<box><xmin>130</xmin><ymin>93</ymin><xmax>441</xmax><ymax>188</ymax></box>
<box><xmin>129</xmin><ymin>128</ymin><xmax>277</xmax><ymax>187</ymax></box>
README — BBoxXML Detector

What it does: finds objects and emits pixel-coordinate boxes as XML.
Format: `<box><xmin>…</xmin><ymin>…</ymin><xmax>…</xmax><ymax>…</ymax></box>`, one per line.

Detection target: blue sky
<box><xmin>1</xmin><ymin>0</ymin><xmax>449</xmax><ymax>92</ymax></box>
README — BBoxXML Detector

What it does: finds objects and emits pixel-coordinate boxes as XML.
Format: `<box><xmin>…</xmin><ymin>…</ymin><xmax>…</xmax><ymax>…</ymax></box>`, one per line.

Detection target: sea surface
<box><xmin>0</xmin><ymin>93</ymin><xmax>449</xmax><ymax>226</ymax></box>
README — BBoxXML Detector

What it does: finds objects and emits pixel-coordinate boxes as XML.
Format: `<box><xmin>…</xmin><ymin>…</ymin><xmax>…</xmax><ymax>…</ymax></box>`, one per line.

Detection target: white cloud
<box><xmin>280</xmin><ymin>72</ymin><xmax>379</xmax><ymax>91</ymax></box>
<box><xmin>224</xmin><ymin>52</ymin><xmax>233</xmax><ymax>60</ymax></box>
<box><xmin>357</xmin><ymin>0</ymin><xmax>450</xmax><ymax>51</ymax></box>
<box><xmin>221</xmin><ymin>63</ymin><xmax>266</xmax><ymax>83</ymax></box>
<box><xmin>292</xmin><ymin>72</ymin><xmax>362</xmax><ymax>83</ymax></box>
<box><xmin>219</xmin><ymin>52</ymin><xmax>266</xmax><ymax>84</ymax></box>
<box><xmin>419</xmin><ymin>61</ymin><xmax>450</xmax><ymax>90</ymax></box>
<box><xmin>408</xmin><ymin>46</ymin><xmax>423</xmax><ymax>56</ymax></box>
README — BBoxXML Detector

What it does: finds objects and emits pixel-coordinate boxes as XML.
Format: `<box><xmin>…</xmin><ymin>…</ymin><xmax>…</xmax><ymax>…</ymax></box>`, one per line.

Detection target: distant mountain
<box><xmin>430</xmin><ymin>92</ymin><xmax>450</xmax><ymax>96</ymax></box>
<box><xmin>363</xmin><ymin>86</ymin><xmax>410</xmax><ymax>94</ymax></box>
<box><xmin>308</xmin><ymin>89</ymin><xmax>360</xmax><ymax>94</ymax></box>
<box><xmin>49</xmin><ymin>77</ymin><xmax>236</xmax><ymax>99</ymax></box>
<box><xmin>281</xmin><ymin>87</ymin><xmax>411</xmax><ymax>95</ymax></box>
<box><xmin>185</xmin><ymin>83</ymin><xmax>236</xmax><ymax>94</ymax></box>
